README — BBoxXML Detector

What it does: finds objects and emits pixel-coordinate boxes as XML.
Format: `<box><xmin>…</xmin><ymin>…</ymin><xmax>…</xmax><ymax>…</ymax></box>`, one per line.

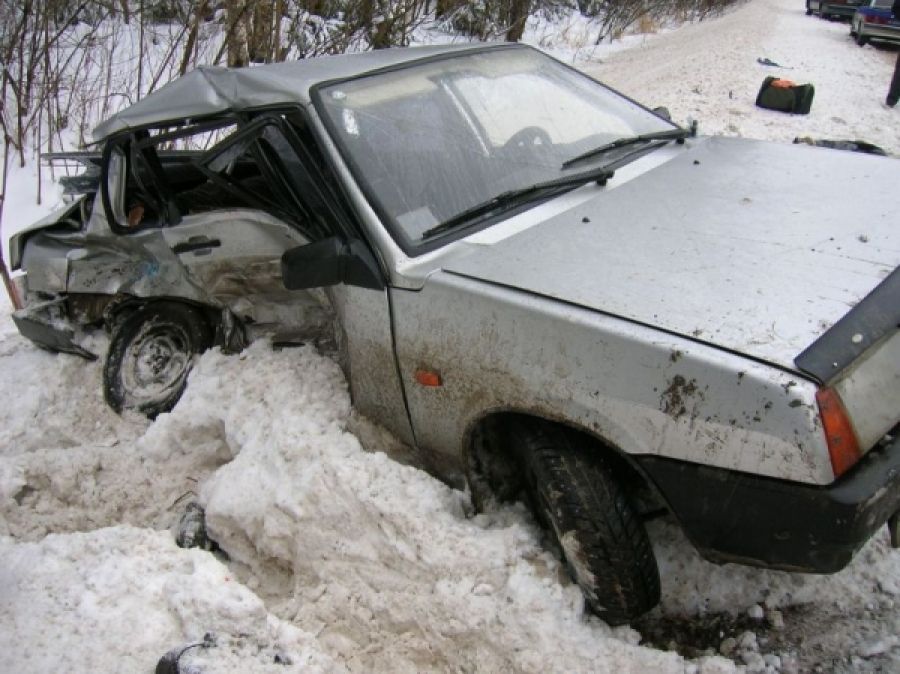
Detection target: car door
<box><xmin>158</xmin><ymin>118</ymin><xmax>333</xmax><ymax>340</ymax></box>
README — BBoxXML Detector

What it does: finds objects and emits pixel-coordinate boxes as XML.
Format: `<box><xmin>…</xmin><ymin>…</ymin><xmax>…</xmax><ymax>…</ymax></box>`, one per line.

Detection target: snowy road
<box><xmin>588</xmin><ymin>0</ymin><xmax>900</xmax><ymax>155</ymax></box>
<box><xmin>2</xmin><ymin>0</ymin><xmax>900</xmax><ymax>672</ymax></box>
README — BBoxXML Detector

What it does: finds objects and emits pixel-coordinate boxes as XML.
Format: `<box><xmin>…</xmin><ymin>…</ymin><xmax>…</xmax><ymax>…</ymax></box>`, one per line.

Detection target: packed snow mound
<box><xmin>0</xmin><ymin>330</ymin><xmax>147</xmax><ymax>457</ymax></box>
<box><xmin>189</xmin><ymin>343</ymin><xmax>686</xmax><ymax>672</ymax></box>
<box><xmin>0</xmin><ymin>323</ymin><xmax>739</xmax><ymax>672</ymax></box>
<box><xmin>0</xmin><ymin>526</ymin><xmax>341</xmax><ymax>673</ymax></box>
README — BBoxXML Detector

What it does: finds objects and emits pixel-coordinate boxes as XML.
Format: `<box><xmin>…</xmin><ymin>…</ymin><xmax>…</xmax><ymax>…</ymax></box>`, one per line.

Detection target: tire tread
<box><xmin>514</xmin><ymin>421</ymin><xmax>660</xmax><ymax>624</ymax></box>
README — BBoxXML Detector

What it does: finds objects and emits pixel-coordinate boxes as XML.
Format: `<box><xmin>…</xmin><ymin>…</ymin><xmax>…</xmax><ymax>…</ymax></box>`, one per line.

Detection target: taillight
<box><xmin>867</xmin><ymin>14</ymin><xmax>889</xmax><ymax>24</ymax></box>
<box><xmin>816</xmin><ymin>387</ymin><xmax>862</xmax><ymax>478</ymax></box>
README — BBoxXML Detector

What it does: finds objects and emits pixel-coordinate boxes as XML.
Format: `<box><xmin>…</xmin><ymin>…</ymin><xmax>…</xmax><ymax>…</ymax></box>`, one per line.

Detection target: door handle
<box><xmin>172</xmin><ymin>236</ymin><xmax>221</xmax><ymax>255</ymax></box>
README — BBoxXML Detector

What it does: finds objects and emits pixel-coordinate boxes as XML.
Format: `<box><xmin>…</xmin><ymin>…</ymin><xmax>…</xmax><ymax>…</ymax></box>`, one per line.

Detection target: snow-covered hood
<box><xmin>443</xmin><ymin>136</ymin><xmax>900</xmax><ymax>371</ymax></box>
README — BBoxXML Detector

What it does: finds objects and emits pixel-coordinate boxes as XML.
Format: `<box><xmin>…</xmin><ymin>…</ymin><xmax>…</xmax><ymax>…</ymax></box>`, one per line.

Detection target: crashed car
<box><xmin>9</xmin><ymin>44</ymin><xmax>900</xmax><ymax>624</ymax></box>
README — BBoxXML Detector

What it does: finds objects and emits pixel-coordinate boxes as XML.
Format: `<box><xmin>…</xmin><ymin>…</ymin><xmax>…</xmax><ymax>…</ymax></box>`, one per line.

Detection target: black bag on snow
<box><xmin>755</xmin><ymin>76</ymin><xmax>815</xmax><ymax>114</ymax></box>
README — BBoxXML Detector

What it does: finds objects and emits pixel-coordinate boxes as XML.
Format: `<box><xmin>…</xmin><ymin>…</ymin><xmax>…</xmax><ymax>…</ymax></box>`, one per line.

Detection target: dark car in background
<box><xmin>850</xmin><ymin>0</ymin><xmax>900</xmax><ymax>44</ymax></box>
<box><xmin>808</xmin><ymin>0</ymin><xmax>866</xmax><ymax>18</ymax></box>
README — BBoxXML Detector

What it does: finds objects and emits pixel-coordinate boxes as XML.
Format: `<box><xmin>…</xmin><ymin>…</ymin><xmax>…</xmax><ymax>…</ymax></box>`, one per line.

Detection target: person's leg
<box><xmin>888</xmin><ymin>51</ymin><xmax>900</xmax><ymax>107</ymax></box>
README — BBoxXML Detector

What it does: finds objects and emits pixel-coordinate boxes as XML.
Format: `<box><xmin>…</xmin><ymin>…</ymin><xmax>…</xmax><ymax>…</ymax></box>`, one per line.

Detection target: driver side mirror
<box><xmin>281</xmin><ymin>236</ymin><xmax>384</xmax><ymax>291</ymax></box>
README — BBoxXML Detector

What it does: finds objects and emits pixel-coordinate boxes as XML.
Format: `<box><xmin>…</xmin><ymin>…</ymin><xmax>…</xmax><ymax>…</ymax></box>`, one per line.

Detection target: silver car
<box><xmin>9</xmin><ymin>44</ymin><xmax>900</xmax><ymax>624</ymax></box>
<box><xmin>850</xmin><ymin>0</ymin><xmax>900</xmax><ymax>45</ymax></box>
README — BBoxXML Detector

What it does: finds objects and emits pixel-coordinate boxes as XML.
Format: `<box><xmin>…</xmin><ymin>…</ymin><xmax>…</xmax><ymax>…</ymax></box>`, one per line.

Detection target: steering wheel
<box><xmin>503</xmin><ymin>126</ymin><xmax>553</xmax><ymax>153</ymax></box>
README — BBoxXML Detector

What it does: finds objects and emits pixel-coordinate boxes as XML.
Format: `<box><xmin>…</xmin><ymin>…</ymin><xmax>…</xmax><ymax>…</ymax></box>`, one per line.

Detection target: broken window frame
<box><xmin>100</xmin><ymin>109</ymin><xmax>351</xmax><ymax>242</ymax></box>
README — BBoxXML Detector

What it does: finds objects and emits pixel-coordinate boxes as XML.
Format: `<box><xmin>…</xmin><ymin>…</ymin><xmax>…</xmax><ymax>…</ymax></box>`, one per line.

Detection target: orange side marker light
<box><xmin>415</xmin><ymin>369</ymin><xmax>443</xmax><ymax>387</ymax></box>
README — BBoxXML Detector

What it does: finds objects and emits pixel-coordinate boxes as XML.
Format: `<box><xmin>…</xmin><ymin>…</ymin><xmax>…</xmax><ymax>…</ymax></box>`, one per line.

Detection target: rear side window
<box><xmin>101</xmin><ymin>115</ymin><xmax>330</xmax><ymax>240</ymax></box>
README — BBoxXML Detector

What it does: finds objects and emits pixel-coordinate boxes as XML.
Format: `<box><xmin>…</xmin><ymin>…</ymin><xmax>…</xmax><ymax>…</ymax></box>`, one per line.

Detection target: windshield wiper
<box><xmin>420</xmin><ymin>166</ymin><xmax>614</xmax><ymax>241</ymax></box>
<box><xmin>561</xmin><ymin>128</ymin><xmax>691</xmax><ymax>170</ymax></box>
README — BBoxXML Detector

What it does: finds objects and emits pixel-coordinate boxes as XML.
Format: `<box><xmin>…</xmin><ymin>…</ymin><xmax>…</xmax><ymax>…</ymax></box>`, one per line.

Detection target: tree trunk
<box><xmin>180</xmin><ymin>0</ymin><xmax>210</xmax><ymax>75</ymax></box>
<box><xmin>225</xmin><ymin>0</ymin><xmax>250</xmax><ymax>68</ymax></box>
<box><xmin>436</xmin><ymin>0</ymin><xmax>460</xmax><ymax>18</ymax></box>
<box><xmin>506</xmin><ymin>0</ymin><xmax>530</xmax><ymax>42</ymax></box>
<box><xmin>249</xmin><ymin>0</ymin><xmax>275</xmax><ymax>63</ymax></box>
<box><xmin>273</xmin><ymin>0</ymin><xmax>285</xmax><ymax>61</ymax></box>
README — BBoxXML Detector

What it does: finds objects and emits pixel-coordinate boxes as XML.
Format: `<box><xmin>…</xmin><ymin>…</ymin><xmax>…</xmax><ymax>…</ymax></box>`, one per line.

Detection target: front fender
<box><xmin>391</xmin><ymin>272</ymin><xmax>832</xmax><ymax>486</ymax></box>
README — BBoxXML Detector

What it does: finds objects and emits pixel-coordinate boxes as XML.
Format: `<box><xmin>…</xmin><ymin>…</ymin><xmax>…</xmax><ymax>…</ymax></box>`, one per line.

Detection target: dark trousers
<box><xmin>889</xmin><ymin>51</ymin><xmax>900</xmax><ymax>106</ymax></box>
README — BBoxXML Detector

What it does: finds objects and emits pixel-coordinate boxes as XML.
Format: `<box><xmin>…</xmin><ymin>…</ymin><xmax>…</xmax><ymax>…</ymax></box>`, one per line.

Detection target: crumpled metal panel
<box><xmin>20</xmin><ymin>202</ymin><xmax>333</xmax><ymax>346</ymax></box>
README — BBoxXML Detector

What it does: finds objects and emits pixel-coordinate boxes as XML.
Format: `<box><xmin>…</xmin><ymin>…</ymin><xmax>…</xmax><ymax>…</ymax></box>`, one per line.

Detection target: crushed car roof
<box><xmin>92</xmin><ymin>43</ymin><xmax>493</xmax><ymax>141</ymax></box>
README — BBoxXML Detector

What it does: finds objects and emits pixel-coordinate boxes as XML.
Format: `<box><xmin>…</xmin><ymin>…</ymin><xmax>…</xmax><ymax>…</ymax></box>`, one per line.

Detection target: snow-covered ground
<box><xmin>586</xmin><ymin>0</ymin><xmax>900</xmax><ymax>154</ymax></box>
<box><xmin>2</xmin><ymin>0</ymin><xmax>899</xmax><ymax>672</ymax></box>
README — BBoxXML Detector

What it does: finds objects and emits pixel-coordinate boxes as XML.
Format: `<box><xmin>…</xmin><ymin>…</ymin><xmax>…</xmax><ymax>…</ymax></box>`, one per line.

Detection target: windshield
<box><xmin>315</xmin><ymin>47</ymin><xmax>677</xmax><ymax>251</ymax></box>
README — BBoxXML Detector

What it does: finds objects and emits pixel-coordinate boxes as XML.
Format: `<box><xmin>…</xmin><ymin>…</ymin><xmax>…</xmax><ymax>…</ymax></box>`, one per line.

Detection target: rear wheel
<box><xmin>104</xmin><ymin>302</ymin><xmax>212</xmax><ymax>417</ymax></box>
<box><xmin>512</xmin><ymin>421</ymin><xmax>660</xmax><ymax>625</ymax></box>
<box><xmin>856</xmin><ymin>28</ymin><xmax>869</xmax><ymax>46</ymax></box>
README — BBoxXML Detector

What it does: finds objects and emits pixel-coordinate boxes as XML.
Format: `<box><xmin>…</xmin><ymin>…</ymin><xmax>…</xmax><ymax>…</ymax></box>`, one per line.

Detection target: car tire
<box><xmin>856</xmin><ymin>30</ymin><xmax>868</xmax><ymax>46</ymax></box>
<box><xmin>806</xmin><ymin>1</ymin><xmax>813</xmax><ymax>14</ymax></box>
<box><xmin>513</xmin><ymin>421</ymin><xmax>660</xmax><ymax>625</ymax></box>
<box><xmin>103</xmin><ymin>302</ymin><xmax>212</xmax><ymax>417</ymax></box>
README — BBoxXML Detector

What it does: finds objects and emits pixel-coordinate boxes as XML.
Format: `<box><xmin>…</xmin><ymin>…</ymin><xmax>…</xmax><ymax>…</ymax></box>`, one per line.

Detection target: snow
<box><xmin>585</xmin><ymin>0</ymin><xmax>900</xmax><ymax>154</ymax></box>
<box><xmin>2</xmin><ymin>0</ymin><xmax>900</xmax><ymax>671</ymax></box>
<box><xmin>0</xmin><ymin>526</ymin><xmax>340</xmax><ymax>673</ymax></box>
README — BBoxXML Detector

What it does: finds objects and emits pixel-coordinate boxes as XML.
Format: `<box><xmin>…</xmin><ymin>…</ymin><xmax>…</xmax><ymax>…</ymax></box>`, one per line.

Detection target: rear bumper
<box><xmin>13</xmin><ymin>298</ymin><xmax>97</xmax><ymax>360</ymax></box>
<box><xmin>860</xmin><ymin>24</ymin><xmax>900</xmax><ymax>41</ymax></box>
<box><xmin>637</xmin><ymin>432</ymin><xmax>900</xmax><ymax>572</ymax></box>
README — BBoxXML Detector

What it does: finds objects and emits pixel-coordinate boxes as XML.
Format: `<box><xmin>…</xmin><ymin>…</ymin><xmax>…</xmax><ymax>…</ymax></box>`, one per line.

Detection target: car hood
<box><xmin>442</xmin><ymin>136</ymin><xmax>899</xmax><ymax>371</ymax></box>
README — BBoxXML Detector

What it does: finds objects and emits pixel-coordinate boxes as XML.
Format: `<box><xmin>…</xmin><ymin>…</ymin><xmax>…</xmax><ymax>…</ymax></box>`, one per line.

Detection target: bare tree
<box><xmin>225</xmin><ymin>0</ymin><xmax>250</xmax><ymax>67</ymax></box>
<box><xmin>179</xmin><ymin>0</ymin><xmax>209</xmax><ymax>75</ymax></box>
<box><xmin>250</xmin><ymin>0</ymin><xmax>276</xmax><ymax>62</ymax></box>
<box><xmin>506</xmin><ymin>0</ymin><xmax>531</xmax><ymax>41</ymax></box>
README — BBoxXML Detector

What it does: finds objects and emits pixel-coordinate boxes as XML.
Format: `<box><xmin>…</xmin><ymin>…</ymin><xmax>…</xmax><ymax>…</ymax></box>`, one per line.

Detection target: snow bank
<box><xmin>3</xmin><ymin>314</ymin><xmax>896</xmax><ymax>671</ymax></box>
<box><xmin>0</xmin><ymin>332</ymin><xmax>146</xmax><ymax>458</ymax></box>
<box><xmin>0</xmin><ymin>333</ymin><xmax>740</xmax><ymax>672</ymax></box>
<box><xmin>0</xmin><ymin>526</ymin><xmax>340</xmax><ymax>673</ymax></box>
<box><xmin>187</xmin><ymin>343</ymin><xmax>690</xmax><ymax>672</ymax></box>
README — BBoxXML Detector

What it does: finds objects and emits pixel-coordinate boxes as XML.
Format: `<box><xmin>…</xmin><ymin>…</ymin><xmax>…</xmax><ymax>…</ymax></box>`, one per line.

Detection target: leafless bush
<box><xmin>436</xmin><ymin>0</ymin><xmax>533</xmax><ymax>41</ymax></box>
<box><xmin>583</xmin><ymin>0</ymin><xmax>741</xmax><ymax>43</ymax></box>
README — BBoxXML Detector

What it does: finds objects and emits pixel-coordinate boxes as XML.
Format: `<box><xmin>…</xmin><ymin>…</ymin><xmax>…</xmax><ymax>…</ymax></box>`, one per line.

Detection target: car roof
<box><xmin>93</xmin><ymin>43</ymin><xmax>508</xmax><ymax>141</ymax></box>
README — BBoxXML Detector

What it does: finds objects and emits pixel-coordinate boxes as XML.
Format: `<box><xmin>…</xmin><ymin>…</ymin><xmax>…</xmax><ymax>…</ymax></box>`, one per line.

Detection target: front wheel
<box><xmin>104</xmin><ymin>302</ymin><xmax>212</xmax><ymax>417</ymax></box>
<box><xmin>513</xmin><ymin>422</ymin><xmax>660</xmax><ymax>625</ymax></box>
